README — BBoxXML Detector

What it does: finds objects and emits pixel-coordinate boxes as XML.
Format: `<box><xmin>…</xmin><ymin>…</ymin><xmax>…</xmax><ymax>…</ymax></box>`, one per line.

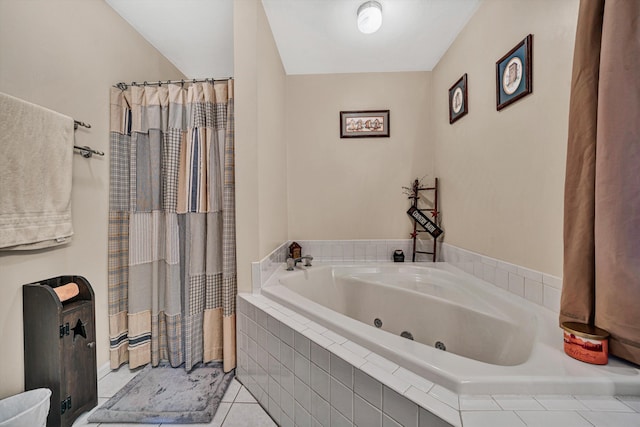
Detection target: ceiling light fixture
<box><xmin>357</xmin><ymin>1</ymin><xmax>382</xmax><ymax>34</ymax></box>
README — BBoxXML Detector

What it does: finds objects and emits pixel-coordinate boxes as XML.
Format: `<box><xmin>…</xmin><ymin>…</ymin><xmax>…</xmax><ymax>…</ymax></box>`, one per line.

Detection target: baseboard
<box><xmin>97</xmin><ymin>362</ymin><xmax>111</xmax><ymax>380</ymax></box>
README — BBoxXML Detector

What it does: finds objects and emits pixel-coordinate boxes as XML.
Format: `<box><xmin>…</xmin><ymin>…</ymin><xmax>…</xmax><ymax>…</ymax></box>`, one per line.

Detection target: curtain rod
<box><xmin>113</xmin><ymin>77</ymin><xmax>232</xmax><ymax>90</ymax></box>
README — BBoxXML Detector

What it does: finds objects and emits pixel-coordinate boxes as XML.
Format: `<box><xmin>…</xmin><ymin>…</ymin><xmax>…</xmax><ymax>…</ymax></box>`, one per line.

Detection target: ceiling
<box><xmin>105</xmin><ymin>0</ymin><xmax>481</xmax><ymax>78</ymax></box>
<box><xmin>105</xmin><ymin>0</ymin><xmax>234</xmax><ymax>79</ymax></box>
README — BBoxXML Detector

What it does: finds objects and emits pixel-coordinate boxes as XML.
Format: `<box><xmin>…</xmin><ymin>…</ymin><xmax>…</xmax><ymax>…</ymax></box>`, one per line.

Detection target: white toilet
<box><xmin>0</xmin><ymin>388</ymin><xmax>51</xmax><ymax>427</ymax></box>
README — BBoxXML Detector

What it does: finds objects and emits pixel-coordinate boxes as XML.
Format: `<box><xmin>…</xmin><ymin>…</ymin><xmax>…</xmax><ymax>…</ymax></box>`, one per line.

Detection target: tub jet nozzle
<box><xmin>401</xmin><ymin>331</ymin><xmax>414</xmax><ymax>340</ymax></box>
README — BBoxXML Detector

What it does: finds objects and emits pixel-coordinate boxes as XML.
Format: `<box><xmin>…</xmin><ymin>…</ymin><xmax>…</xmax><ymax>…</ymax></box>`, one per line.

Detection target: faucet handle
<box><xmin>303</xmin><ymin>255</ymin><xmax>313</xmax><ymax>267</ymax></box>
<box><xmin>286</xmin><ymin>258</ymin><xmax>295</xmax><ymax>271</ymax></box>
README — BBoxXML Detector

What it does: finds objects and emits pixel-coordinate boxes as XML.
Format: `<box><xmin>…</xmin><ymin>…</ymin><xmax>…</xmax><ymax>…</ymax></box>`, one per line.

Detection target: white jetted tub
<box><xmin>261</xmin><ymin>263</ymin><xmax>640</xmax><ymax>395</ymax></box>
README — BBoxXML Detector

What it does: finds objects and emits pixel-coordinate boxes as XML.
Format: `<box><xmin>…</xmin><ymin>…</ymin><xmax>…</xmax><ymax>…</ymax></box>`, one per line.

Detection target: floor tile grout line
<box><xmin>513</xmin><ymin>409</ymin><xmax>530</xmax><ymax>427</ymax></box>
<box><xmin>574</xmin><ymin>410</ymin><xmax>597</xmax><ymax>427</ymax></box>
<box><xmin>220</xmin><ymin>400</ymin><xmax>234</xmax><ymax>426</ymax></box>
<box><xmin>225</xmin><ymin>401</ymin><xmax>237</xmax><ymax>421</ymax></box>
<box><xmin>224</xmin><ymin>380</ymin><xmax>242</xmax><ymax>405</ymax></box>
<box><xmin>616</xmin><ymin>398</ymin><xmax>639</xmax><ymax>412</ymax></box>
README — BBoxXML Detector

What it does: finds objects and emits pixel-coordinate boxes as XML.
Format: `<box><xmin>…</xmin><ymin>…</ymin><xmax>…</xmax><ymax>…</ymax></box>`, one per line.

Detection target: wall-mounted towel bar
<box><xmin>73</xmin><ymin>120</ymin><xmax>91</xmax><ymax>130</ymax></box>
<box><xmin>72</xmin><ymin>120</ymin><xmax>103</xmax><ymax>158</ymax></box>
<box><xmin>73</xmin><ymin>145</ymin><xmax>104</xmax><ymax>158</ymax></box>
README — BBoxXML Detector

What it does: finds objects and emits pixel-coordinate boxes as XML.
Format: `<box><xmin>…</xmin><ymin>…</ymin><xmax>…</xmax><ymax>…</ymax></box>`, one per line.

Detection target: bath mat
<box><xmin>88</xmin><ymin>362</ymin><xmax>234</xmax><ymax>424</ymax></box>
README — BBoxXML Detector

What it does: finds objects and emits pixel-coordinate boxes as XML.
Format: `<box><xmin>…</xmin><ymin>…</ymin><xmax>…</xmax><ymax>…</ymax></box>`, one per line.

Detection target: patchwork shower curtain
<box><xmin>108</xmin><ymin>80</ymin><xmax>236</xmax><ymax>372</ymax></box>
<box><xmin>561</xmin><ymin>0</ymin><xmax>640</xmax><ymax>364</ymax></box>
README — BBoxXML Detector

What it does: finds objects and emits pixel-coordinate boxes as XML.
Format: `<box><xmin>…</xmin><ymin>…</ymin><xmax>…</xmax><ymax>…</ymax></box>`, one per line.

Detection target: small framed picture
<box><xmin>340</xmin><ymin>110</ymin><xmax>390</xmax><ymax>138</ymax></box>
<box><xmin>496</xmin><ymin>34</ymin><xmax>533</xmax><ymax>111</ymax></box>
<box><xmin>448</xmin><ymin>74</ymin><xmax>468</xmax><ymax>124</ymax></box>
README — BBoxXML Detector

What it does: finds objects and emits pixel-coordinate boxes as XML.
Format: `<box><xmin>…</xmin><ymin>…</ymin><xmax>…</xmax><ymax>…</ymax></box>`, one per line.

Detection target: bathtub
<box><xmin>261</xmin><ymin>263</ymin><xmax>640</xmax><ymax>395</ymax></box>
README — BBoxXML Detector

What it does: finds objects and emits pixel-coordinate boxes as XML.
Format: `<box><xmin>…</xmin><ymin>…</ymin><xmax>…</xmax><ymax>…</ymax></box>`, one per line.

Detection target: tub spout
<box><xmin>296</xmin><ymin>255</ymin><xmax>313</xmax><ymax>267</ymax></box>
<box><xmin>287</xmin><ymin>255</ymin><xmax>313</xmax><ymax>270</ymax></box>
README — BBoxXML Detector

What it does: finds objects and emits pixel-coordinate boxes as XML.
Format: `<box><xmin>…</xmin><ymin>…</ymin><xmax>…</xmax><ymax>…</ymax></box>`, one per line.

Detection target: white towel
<box><xmin>0</xmin><ymin>92</ymin><xmax>74</xmax><ymax>250</ymax></box>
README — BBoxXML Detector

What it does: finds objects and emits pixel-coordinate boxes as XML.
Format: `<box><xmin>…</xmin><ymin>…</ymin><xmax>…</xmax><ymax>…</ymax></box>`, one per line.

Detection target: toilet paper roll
<box><xmin>53</xmin><ymin>282</ymin><xmax>79</xmax><ymax>302</ymax></box>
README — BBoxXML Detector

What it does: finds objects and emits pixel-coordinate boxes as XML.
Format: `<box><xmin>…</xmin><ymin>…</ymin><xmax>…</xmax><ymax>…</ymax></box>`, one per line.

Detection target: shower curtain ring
<box><xmin>143</xmin><ymin>81</ymin><xmax>148</xmax><ymax>86</ymax></box>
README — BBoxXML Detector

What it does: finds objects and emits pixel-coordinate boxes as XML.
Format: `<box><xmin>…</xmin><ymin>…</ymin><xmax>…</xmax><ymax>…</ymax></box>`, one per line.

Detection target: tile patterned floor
<box><xmin>72</xmin><ymin>365</ymin><xmax>275</xmax><ymax>427</ymax></box>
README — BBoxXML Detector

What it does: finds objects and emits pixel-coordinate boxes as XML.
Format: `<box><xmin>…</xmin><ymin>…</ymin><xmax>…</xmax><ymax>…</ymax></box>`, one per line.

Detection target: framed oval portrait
<box><xmin>449</xmin><ymin>73</ymin><xmax>468</xmax><ymax>124</ymax></box>
<box><xmin>496</xmin><ymin>34</ymin><xmax>533</xmax><ymax>111</ymax></box>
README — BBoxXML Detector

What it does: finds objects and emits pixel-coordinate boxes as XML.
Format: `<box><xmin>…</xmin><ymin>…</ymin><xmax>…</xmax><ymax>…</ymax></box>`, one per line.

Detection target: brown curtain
<box><xmin>561</xmin><ymin>0</ymin><xmax>640</xmax><ymax>364</ymax></box>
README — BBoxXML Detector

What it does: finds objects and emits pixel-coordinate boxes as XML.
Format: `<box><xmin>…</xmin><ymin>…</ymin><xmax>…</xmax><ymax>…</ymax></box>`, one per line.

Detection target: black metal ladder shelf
<box><xmin>407</xmin><ymin>177</ymin><xmax>441</xmax><ymax>262</ymax></box>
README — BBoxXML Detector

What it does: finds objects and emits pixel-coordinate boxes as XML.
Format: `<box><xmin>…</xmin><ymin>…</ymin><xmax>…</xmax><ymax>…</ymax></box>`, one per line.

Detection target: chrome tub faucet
<box><xmin>286</xmin><ymin>255</ymin><xmax>313</xmax><ymax>271</ymax></box>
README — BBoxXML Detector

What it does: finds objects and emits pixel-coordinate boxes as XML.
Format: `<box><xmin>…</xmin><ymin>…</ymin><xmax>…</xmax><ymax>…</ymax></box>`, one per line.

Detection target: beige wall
<box><xmin>432</xmin><ymin>0</ymin><xmax>579</xmax><ymax>276</ymax></box>
<box><xmin>286</xmin><ymin>72</ymin><xmax>432</xmax><ymax>240</ymax></box>
<box><xmin>0</xmin><ymin>0</ymin><xmax>580</xmax><ymax>398</ymax></box>
<box><xmin>237</xmin><ymin>0</ymin><xmax>578</xmax><ymax>283</ymax></box>
<box><xmin>234</xmin><ymin>0</ymin><xmax>288</xmax><ymax>292</ymax></box>
<box><xmin>0</xmin><ymin>0</ymin><xmax>184</xmax><ymax>398</ymax></box>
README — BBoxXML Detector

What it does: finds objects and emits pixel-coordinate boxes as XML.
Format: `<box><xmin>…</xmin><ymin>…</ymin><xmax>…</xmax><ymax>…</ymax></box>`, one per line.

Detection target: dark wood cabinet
<box><xmin>23</xmin><ymin>276</ymin><xmax>97</xmax><ymax>427</ymax></box>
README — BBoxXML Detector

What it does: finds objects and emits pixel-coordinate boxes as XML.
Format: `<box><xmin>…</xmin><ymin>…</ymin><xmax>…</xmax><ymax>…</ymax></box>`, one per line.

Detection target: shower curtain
<box><xmin>561</xmin><ymin>0</ymin><xmax>640</xmax><ymax>364</ymax></box>
<box><xmin>108</xmin><ymin>80</ymin><xmax>236</xmax><ymax>372</ymax></box>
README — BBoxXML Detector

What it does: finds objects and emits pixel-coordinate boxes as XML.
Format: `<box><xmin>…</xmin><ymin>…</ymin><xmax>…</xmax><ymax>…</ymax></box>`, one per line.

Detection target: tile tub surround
<box><xmin>264</xmin><ymin>260</ymin><xmax>640</xmax><ymax>394</ymax></box>
<box><xmin>241</xmin><ymin>238</ymin><xmax>639</xmax><ymax>427</ymax></box>
<box><xmin>236</xmin><ymin>294</ymin><xmax>459</xmax><ymax>427</ymax></box>
<box><xmin>252</xmin><ymin>240</ymin><xmax>559</xmax><ymax>315</ymax></box>
<box><xmin>237</xmin><ymin>294</ymin><xmax>640</xmax><ymax>427</ymax></box>
<box><xmin>439</xmin><ymin>243</ymin><xmax>562</xmax><ymax>314</ymax></box>
<box><xmin>252</xmin><ymin>241</ymin><xmax>291</xmax><ymax>293</ymax></box>
<box><xmin>252</xmin><ymin>240</ymin><xmax>424</xmax><ymax>291</ymax></box>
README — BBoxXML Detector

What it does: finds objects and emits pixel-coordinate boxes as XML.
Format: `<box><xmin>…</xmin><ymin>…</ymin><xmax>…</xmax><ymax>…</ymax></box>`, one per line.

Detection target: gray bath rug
<box><xmin>88</xmin><ymin>362</ymin><xmax>235</xmax><ymax>424</ymax></box>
